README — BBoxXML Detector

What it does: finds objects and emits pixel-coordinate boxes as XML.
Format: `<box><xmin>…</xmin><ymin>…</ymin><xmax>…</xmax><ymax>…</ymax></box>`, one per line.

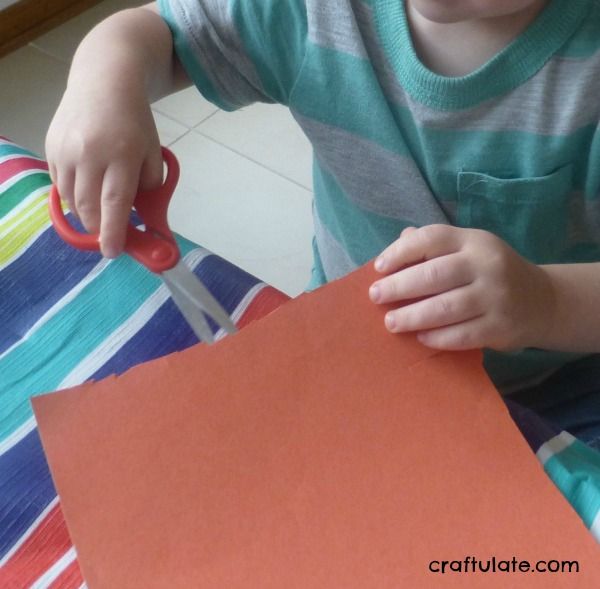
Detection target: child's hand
<box><xmin>46</xmin><ymin>86</ymin><xmax>163</xmax><ymax>258</ymax></box>
<box><xmin>45</xmin><ymin>4</ymin><xmax>180</xmax><ymax>259</ymax></box>
<box><xmin>369</xmin><ymin>225</ymin><xmax>555</xmax><ymax>351</ymax></box>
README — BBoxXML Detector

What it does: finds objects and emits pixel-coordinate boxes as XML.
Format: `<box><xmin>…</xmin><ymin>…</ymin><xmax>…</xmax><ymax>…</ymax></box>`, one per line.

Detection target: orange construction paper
<box><xmin>33</xmin><ymin>263</ymin><xmax>600</xmax><ymax>588</ymax></box>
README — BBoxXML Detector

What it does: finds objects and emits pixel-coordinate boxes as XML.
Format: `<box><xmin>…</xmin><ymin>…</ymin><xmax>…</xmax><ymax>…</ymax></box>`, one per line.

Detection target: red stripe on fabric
<box><xmin>47</xmin><ymin>558</ymin><xmax>84</xmax><ymax>589</ymax></box>
<box><xmin>0</xmin><ymin>503</ymin><xmax>73</xmax><ymax>588</ymax></box>
<box><xmin>237</xmin><ymin>285</ymin><xmax>290</xmax><ymax>328</ymax></box>
<box><xmin>0</xmin><ymin>157</ymin><xmax>48</xmax><ymax>183</ymax></box>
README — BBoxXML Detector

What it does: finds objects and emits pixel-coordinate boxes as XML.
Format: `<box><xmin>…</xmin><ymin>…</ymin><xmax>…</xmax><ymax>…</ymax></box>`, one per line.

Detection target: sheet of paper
<box><xmin>33</xmin><ymin>263</ymin><xmax>599</xmax><ymax>588</ymax></box>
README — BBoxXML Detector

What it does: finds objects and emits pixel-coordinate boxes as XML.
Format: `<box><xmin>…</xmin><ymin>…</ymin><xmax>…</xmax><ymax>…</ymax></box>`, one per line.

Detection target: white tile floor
<box><xmin>0</xmin><ymin>0</ymin><xmax>314</xmax><ymax>296</ymax></box>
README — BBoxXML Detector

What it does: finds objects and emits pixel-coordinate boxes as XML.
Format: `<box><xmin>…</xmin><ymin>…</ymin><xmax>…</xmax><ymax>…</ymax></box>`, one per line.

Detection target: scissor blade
<box><xmin>161</xmin><ymin>261</ymin><xmax>237</xmax><ymax>341</ymax></box>
<box><xmin>163</xmin><ymin>276</ymin><xmax>215</xmax><ymax>343</ymax></box>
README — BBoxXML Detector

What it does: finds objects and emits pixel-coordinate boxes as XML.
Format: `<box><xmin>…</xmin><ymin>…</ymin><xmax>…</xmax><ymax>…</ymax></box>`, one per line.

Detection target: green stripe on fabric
<box><xmin>0</xmin><ymin>238</ymin><xmax>197</xmax><ymax>439</ymax></box>
<box><xmin>374</xmin><ymin>0</ymin><xmax>590</xmax><ymax>110</ymax></box>
<box><xmin>0</xmin><ymin>191</ymin><xmax>47</xmax><ymax>233</ymax></box>
<box><xmin>543</xmin><ymin>439</ymin><xmax>600</xmax><ymax>529</ymax></box>
<box><xmin>391</xmin><ymin>108</ymin><xmax>599</xmax><ymax>198</ymax></box>
<box><xmin>291</xmin><ymin>45</ymin><xmax>413</xmax><ymax>157</ymax></box>
<box><xmin>231</xmin><ymin>0</ymin><xmax>308</xmax><ymax>105</ymax></box>
<box><xmin>0</xmin><ymin>144</ymin><xmax>39</xmax><ymax>159</ymax></box>
<box><xmin>0</xmin><ymin>173</ymin><xmax>51</xmax><ymax>217</ymax></box>
<box><xmin>555</xmin><ymin>5</ymin><xmax>600</xmax><ymax>58</ymax></box>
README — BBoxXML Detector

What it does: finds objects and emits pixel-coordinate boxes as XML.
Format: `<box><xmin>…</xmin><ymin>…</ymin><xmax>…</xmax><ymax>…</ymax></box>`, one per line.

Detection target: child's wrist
<box><xmin>533</xmin><ymin>263</ymin><xmax>600</xmax><ymax>353</ymax></box>
<box><xmin>526</xmin><ymin>265</ymin><xmax>561</xmax><ymax>350</ymax></box>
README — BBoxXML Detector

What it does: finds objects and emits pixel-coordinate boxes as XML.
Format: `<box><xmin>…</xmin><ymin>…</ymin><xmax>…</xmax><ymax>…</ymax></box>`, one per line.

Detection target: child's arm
<box><xmin>45</xmin><ymin>3</ymin><xmax>189</xmax><ymax>258</ymax></box>
<box><xmin>368</xmin><ymin>225</ymin><xmax>600</xmax><ymax>354</ymax></box>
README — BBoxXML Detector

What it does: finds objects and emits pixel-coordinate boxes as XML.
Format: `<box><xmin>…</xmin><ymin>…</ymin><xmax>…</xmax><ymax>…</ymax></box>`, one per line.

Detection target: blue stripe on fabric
<box><xmin>0</xmin><ymin>430</ymin><xmax>55</xmax><ymax>561</ymax></box>
<box><xmin>0</xmin><ymin>222</ymin><xmax>100</xmax><ymax>354</ymax></box>
<box><xmin>89</xmin><ymin>254</ymin><xmax>261</xmax><ymax>380</ymax></box>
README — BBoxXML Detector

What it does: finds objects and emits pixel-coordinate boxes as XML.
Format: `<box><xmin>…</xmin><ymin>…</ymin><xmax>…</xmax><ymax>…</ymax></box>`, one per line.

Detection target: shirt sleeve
<box><xmin>157</xmin><ymin>0</ymin><xmax>308</xmax><ymax>110</ymax></box>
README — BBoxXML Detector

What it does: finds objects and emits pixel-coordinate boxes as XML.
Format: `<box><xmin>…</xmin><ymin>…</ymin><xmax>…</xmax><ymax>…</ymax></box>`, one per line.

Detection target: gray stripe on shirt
<box><xmin>294</xmin><ymin>113</ymin><xmax>450</xmax><ymax>226</ymax></box>
<box><xmin>171</xmin><ymin>0</ymin><xmax>270</xmax><ymax>107</ymax></box>
<box><xmin>307</xmin><ymin>0</ymin><xmax>370</xmax><ymax>58</ymax></box>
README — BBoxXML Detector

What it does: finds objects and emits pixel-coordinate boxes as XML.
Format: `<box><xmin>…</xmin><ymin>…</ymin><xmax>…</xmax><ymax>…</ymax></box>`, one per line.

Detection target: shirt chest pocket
<box><xmin>456</xmin><ymin>164</ymin><xmax>573</xmax><ymax>264</ymax></box>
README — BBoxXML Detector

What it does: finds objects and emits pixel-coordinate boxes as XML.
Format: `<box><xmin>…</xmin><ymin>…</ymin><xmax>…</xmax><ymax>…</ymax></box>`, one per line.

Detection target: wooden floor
<box><xmin>0</xmin><ymin>0</ymin><xmax>102</xmax><ymax>57</ymax></box>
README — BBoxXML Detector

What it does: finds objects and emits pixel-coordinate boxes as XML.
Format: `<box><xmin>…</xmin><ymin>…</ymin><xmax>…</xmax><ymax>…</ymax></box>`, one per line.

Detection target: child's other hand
<box><xmin>45</xmin><ymin>85</ymin><xmax>163</xmax><ymax>258</ymax></box>
<box><xmin>369</xmin><ymin>225</ymin><xmax>555</xmax><ymax>351</ymax></box>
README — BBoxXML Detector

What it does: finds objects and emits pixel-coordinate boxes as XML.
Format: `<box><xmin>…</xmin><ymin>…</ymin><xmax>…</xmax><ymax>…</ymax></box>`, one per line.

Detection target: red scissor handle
<box><xmin>49</xmin><ymin>146</ymin><xmax>181</xmax><ymax>273</ymax></box>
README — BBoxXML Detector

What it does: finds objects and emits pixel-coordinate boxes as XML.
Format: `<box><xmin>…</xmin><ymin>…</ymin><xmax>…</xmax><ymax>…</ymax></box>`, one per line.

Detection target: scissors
<box><xmin>48</xmin><ymin>146</ymin><xmax>237</xmax><ymax>344</ymax></box>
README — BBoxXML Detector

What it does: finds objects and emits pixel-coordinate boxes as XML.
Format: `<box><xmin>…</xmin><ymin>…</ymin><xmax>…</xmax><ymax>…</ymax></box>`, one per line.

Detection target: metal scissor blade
<box><xmin>161</xmin><ymin>261</ymin><xmax>237</xmax><ymax>343</ymax></box>
<box><xmin>163</xmin><ymin>275</ymin><xmax>215</xmax><ymax>343</ymax></box>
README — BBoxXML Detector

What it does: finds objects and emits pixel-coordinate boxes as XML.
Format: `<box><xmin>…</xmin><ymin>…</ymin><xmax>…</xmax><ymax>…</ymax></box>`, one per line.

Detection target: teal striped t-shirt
<box><xmin>157</xmin><ymin>0</ymin><xmax>600</xmax><ymax>393</ymax></box>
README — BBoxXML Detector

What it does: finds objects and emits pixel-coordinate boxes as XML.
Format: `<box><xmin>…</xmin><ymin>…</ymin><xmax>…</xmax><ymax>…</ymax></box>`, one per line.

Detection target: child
<box><xmin>46</xmin><ymin>0</ymin><xmax>600</xmax><ymax>448</ymax></box>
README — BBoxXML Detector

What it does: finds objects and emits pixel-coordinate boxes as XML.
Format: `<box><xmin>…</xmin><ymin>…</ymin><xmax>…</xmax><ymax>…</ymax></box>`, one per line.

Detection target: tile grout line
<box><xmin>151</xmin><ymin>105</ymin><xmax>220</xmax><ymax>129</ymax></box>
<box><xmin>192</xmin><ymin>108</ymin><xmax>221</xmax><ymax>126</ymax></box>
<box><xmin>27</xmin><ymin>42</ymin><xmax>72</xmax><ymax>66</ymax></box>
<box><xmin>165</xmin><ymin>127</ymin><xmax>192</xmax><ymax>148</ymax></box>
<box><xmin>189</xmin><ymin>128</ymin><xmax>314</xmax><ymax>195</ymax></box>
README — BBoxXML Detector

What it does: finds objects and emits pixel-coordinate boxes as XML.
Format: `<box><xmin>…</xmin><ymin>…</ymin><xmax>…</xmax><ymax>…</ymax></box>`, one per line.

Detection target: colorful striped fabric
<box><xmin>0</xmin><ymin>137</ymin><xmax>288</xmax><ymax>588</ymax></box>
<box><xmin>0</xmin><ymin>137</ymin><xmax>598</xmax><ymax>588</ymax></box>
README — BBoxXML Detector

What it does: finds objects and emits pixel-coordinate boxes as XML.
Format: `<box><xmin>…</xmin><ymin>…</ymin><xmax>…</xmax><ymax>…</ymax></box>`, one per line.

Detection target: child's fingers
<box><xmin>99</xmin><ymin>162</ymin><xmax>140</xmax><ymax>258</ymax></box>
<box><xmin>369</xmin><ymin>253</ymin><xmax>471</xmax><ymax>304</ymax></box>
<box><xmin>375</xmin><ymin>224</ymin><xmax>463</xmax><ymax>274</ymax></box>
<box><xmin>54</xmin><ymin>166</ymin><xmax>76</xmax><ymax>215</ymax></box>
<box><xmin>416</xmin><ymin>316</ymin><xmax>488</xmax><ymax>351</ymax></box>
<box><xmin>383</xmin><ymin>285</ymin><xmax>482</xmax><ymax>334</ymax></box>
<box><xmin>73</xmin><ymin>166</ymin><xmax>104</xmax><ymax>233</ymax></box>
<box><xmin>48</xmin><ymin>162</ymin><xmax>58</xmax><ymax>186</ymax></box>
<box><xmin>138</xmin><ymin>146</ymin><xmax>165</xmax><ymax>192</ymax></box>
